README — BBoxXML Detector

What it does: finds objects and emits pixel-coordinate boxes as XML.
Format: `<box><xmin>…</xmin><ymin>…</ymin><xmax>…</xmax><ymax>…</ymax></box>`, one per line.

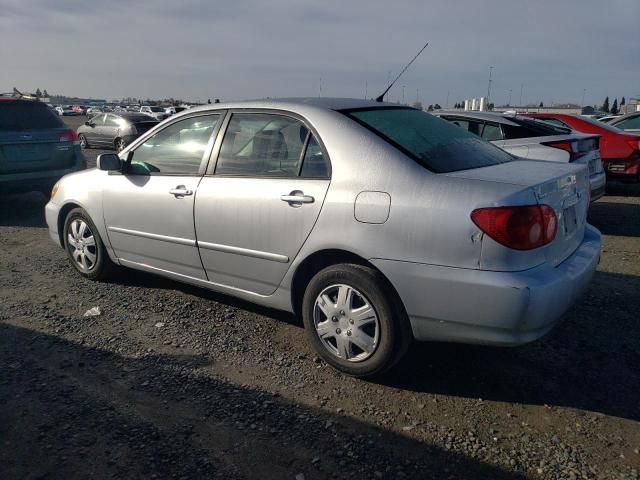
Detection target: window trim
<box><xmin>205</xmin><ymin>108</ymin><xmax>331</xmax><ymax>180</ymax></box>
<box><xmin>121</xmin><ymin>111</ymin><xmax>226</xmax><ymax>177</ymax></box>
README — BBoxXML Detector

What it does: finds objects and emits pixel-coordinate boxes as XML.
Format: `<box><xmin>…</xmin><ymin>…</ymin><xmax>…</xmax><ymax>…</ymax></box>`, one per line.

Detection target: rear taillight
<box><xmin>60</xmin><ymin>130</ymin><xmax>80</xmax><ymax>144</ymax></box>
<box><xmin>625</xmin><ymin>138</ymin><xmax>640</xmax><ymax>152</ymax></box>
<box><xmin>543</xmin><ymin>138</ymin><xmax>598</xmax><ymax>162</ymax></box>
<box><xmin>471</xmin><ymin>205</ymin><xmax>557</xmax><ymax>250</ymax></box>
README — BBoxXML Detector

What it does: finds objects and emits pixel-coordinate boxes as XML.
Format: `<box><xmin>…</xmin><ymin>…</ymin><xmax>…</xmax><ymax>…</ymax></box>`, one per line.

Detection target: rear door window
<box><xmin>342</xmin><ymin>107</ymin><xmax>513</xmax><ymax>173</ymax></box>
<box><xmin>481</xmin><ymin>122</ymin><xmax>502</xmax><ymax>141</ymax></box>
<box><xmin>215</xmin><ymin>113</ymin><xmax>309</xmax><ymax>177</ymax></box>
<box><xmin>0</xmin><ymin>101</ymin><xmax>64</xmax><ymax>130</ymax></box>
<box><xmin>614</xmin><ymin>116</ymin><xmax>640</xmax><ymax>130</ymax></box>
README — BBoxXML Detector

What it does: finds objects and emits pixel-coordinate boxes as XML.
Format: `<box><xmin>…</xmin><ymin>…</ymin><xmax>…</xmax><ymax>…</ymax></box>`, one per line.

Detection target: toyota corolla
<box><xmin>45</xmin><ymin>98</ymin><xmax>601</xmax><ymax>377</ymax></box>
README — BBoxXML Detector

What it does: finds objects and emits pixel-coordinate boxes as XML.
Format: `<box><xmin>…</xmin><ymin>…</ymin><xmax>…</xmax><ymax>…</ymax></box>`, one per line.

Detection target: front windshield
<box><xmin>341</xmin><ymin>107</ymin><xmax>514</xmax><ymax>173</ymax></box>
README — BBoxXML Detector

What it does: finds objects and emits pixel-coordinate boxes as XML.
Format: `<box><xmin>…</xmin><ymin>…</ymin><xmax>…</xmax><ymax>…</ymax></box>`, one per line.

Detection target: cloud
<box><xmin>1</xmin><ymin>0</ymin><xmax>638</xmax><ymax>105</ymax></box>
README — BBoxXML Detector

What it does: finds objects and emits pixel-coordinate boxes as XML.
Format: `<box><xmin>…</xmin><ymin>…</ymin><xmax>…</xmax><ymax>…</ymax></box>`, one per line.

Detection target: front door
<box><xmin>195</xmin><ymin>112</ymin><xmax>331</xmax><ymax>295</ymax></box>
<box><xmin>103</xmin><ymin>113</ymin><xmax>223</xmax><ymax>279</ymax></box>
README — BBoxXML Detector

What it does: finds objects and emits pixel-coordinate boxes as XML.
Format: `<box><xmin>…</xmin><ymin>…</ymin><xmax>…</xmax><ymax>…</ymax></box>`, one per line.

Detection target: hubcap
<box><xmin>80</xmin><ymin>135</ymin><xmax>87</xmax><ymax>147</ymax></box>
<box><xmin>67</xmin><ymin>219</ymin><xmax>97</xmax><ymax>272</ymax></box>
<box><xmin>313</xmin><ymin>284</ymin><xmax>380</xmax><ymax>362</ymax></box>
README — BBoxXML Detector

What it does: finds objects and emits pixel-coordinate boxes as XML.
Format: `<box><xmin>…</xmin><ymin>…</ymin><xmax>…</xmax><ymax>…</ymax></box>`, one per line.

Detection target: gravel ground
<box><xmin>0</xmin><ymin>116</ymin><xmax>639</xmax><ymax>479</ymax></box>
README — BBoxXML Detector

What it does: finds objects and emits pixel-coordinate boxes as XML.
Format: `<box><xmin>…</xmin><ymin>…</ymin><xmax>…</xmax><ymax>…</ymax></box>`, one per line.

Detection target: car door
<box><xmin>85</xmin><ymin>114</ymin><xmax>105</xmax><ymax>144</ymax></box>
<box><xmin>100</xmin><ymin>114</ymin><xmax>123</xmax><ymax>147</ymax></box>
<box><xmin>102</xmin><ymin>112</ymin><xmax>223</xmax><ymax>279</ymax></box>
<box><xmin>194</xmin><ymin>111</ymin><xmax>331</xmax><ymax>295</ymax></box>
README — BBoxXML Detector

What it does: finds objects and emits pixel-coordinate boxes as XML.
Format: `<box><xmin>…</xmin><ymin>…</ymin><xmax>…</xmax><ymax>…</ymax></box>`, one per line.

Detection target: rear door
<box><xmin>194</xmin><ymin>111</ymin><xmax>331</xmax><ymax>295</ymax></box>
<box><xmin>101</xmin><ymin>114</ymin><xmax>123</xmax><ymax>147</ymax></box>
<box><xmin>85</xmin><ymin>114</ymin><xmax>105</xmax><ymax>144</ymax></box>
<box><xmin>0</xmin><ymin>101</ymin><xmax>77</xmax><ymax>175</ymax></box>
<box><xmin>103</xmin><ymin>112</ymin><xmax>223</xmax><ymax>279</ymax></box>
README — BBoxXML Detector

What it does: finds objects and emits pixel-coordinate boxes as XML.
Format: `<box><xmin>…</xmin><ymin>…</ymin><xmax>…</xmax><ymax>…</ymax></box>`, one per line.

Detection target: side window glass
<box><xmin>502</xmin><ymin>124</ymin><xmax>538</xmax><ymax>139</ymax></box>
<box><xmin>130</xmin><ymin>114</ymin><xmax>220</xmax><ymax>175</ymax></box>
<box><xmin>617</xmin><ymin>116</ymin><xmax>640</xmax><ymax>130</ymax></box>
<box><xmin>448</xmin><ymin>118</ymin><xmax>470</xmax><ymax>131</ymax></box>
<box><xmin>301</xmin><ymin>135</ymin><xmax>328</xmax><ymax>177</ymax></box>
<box><xmin>466</xmin><ymin>120</ymin><xmax>482</xmax><ymax>136</ymax></box>
<box><xmin>540</xmin><ymin>117</ymin><xmax>569</xmax><ymax>129</ymax></box>
<box><xmin>481</xmin><ymin>122</ymin><xmax>502</xmax><ymax>141</ymax></box>
<box><xmin>215</xmin><ymin>113</ymin><xmax>308</xmax><ymax>176</ymax></box>
<box><xmin>91</xmin><ymin>114</ymin><xmax>105</xmax><ymax>126</ymax></box>
<box><xmin>105</xmin><ymin>115</ymin><xmax>121</xmax><ymax>126</ymax></box>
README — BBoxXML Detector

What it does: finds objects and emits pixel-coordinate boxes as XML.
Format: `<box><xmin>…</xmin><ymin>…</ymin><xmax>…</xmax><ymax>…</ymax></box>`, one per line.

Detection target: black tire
<box><xmin>114</xmin><ymin>138</ymin><xmax>125</xmax><ymax>152</ymax></box>
<box><xmin>302</xmin><ymin>263</ymin><xmax>412</xmax><ymax>378</ymax></box>
<box><xmin>79</xmin><ymin>134</ymin><xmax>89</xmax><ymax>149</ymax></box>
<box><xmin>63</xmin><ymin>208</ymin><xmax>115</xmax><ymax>281</ymax></box>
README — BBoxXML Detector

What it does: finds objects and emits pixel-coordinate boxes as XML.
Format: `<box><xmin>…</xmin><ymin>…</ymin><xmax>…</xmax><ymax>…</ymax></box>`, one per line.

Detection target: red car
<box><xmin>523</xmin><ymin>113</ymin><xmax>640</xmax><ymax>182</ymax></box>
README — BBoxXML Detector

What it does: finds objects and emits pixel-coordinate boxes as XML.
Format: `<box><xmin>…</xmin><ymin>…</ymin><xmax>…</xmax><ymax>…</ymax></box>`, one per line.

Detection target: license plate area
<box><xmin>563</xmin><ymin>205</ymin><xmax>577</xmax><ymax>235</ymax></box>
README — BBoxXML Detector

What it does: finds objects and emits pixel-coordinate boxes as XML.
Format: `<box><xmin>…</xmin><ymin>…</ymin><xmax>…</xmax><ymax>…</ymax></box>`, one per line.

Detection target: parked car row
<box><xmin>435</xmin><ymin>111</ymin><xmax>606</xmax><ymax>199</ymax></box>
<box><xmin>77</xmin><ymin>113</ymin><xmax>159</xmax><ymax>152</ymax></box>
<box><xmin>44</xmin><ymin>98</ymin><xmax>601</xmax><ymax>377</ymax></box>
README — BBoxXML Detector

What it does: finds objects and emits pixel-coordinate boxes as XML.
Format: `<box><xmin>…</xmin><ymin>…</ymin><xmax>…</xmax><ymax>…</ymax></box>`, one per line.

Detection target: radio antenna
<box><xmin>376</xmin><ymin>42</ymin><xmax>429</xmax><ymax>102</ymax></box>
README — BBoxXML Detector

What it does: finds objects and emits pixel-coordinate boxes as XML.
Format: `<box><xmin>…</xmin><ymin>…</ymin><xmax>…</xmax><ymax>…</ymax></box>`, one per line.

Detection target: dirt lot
<box><xmin>1</xmin><ymin>116</ymin><xmax>639</xmax><ymax>479</ymax></box>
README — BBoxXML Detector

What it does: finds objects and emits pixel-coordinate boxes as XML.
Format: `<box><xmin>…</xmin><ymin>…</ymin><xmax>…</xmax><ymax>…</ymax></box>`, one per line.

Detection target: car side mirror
<box><xmin>97</xmin><ymin>153</ymin><xmax>122</xmax><ymax>172</ymax></box>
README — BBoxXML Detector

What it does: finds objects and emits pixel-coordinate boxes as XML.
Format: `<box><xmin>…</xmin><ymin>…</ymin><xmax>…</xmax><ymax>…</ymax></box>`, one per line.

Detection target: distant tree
<box><xmin>35</xmin><ymin>88</ymin><xmax>42</xmax><ymax>97</ymax></box>
<box><xmin>43</xmin><ymin>89</ymin><xmax>48</xmax><ymax>97</ymax></box>
<box><xmin>539</xmin><ymin>101</ymin><xmax>544</xmax><ymax>108</ymax></box>
<box><xmin>488</xmin><ymin>103</ymin><xmax>495</xmax><ymax>111</ymax></box>
<box><xmin>433</xmin><ymin>103</ymin><xmax>441</xmax><ymax>110</ymax></box>
<box><xmin>611</xmin><ymin>98</ymin><xmax>619</xmax><ymax>115</ymax></box>
<box><xmin>621</xmin><ymin>96</ymin><xmax>626</xmax><ymax>106</ymax></box>
<box><xmin>601</xmin><ymin>96</ymin><xmax>610</xmax><ymax>113</ymax></box>
<box><xmin>427</xmin><ymin>104</ymin><xmax>434</xmax><ymax>111</ymax></box>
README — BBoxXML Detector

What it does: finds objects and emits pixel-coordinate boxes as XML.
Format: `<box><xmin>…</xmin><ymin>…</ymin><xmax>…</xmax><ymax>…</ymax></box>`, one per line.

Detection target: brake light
<box><xmin>542</xmin><ymin>140</ymin><xmax>583</xmax><ymax>161</ymax></box>
<box><xmin>60</xmin><ymin>130</ymin><xmax>80</xmax><ymax>144</ymax></box>
<box><xmin>471</xmin><ymin>205</ymin><xmax>557</xmax><ymax>250</ymax></box>
<box><xmin>625</xmin><ymin>138</ymin><xmax>640</xmax><ymax>152</ymax></box>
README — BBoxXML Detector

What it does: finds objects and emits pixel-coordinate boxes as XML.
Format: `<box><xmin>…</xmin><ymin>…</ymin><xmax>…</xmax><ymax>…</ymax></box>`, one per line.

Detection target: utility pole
<box><xmin>402</xmin><ymin>85</ymin><xmax>405</xmax><ymax>104</ymax></box>
<box><xmin>416</xmin><ymin>88</ymin><xmax>419</xmax><ymax>103</ymax></box>
<box><xmin>487</xmin><ymin>66</ymin><xmax>494</xmax><ymax>102</ymax></box>
<box><xmin>446</xmin><ymin>90</ymin><xmax>450</xmax><ymax>108</ymax></box>
<box><xmin>508</xmin><ymin>89</ymin><xmax>512</xmax><ymax>106</ymax></box>
<box><xmin>581</xmin><ymin>88</ymin><xmax>586</xmax><ymax>107</ymax></box>
<box><xmin>318</xmin><ymin>78</ymin><xmax>322</xmax><ymax>97</ymax></box>
<box><xmin>519</xmin><ymin>84</ymin><xmax>524</xmax><ymax>106</ymax></box>
<box><xmin>365</xmin><ymin>81</ymin><xmax>368</xmax><ymax>99</ymax></box>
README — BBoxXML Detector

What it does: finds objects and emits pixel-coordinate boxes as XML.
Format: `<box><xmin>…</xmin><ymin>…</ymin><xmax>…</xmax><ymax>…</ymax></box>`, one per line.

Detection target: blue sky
<box><xmin>1</xmin><ymin>0</ymin><xmax>638</xmax><ymax>106</ymax></box>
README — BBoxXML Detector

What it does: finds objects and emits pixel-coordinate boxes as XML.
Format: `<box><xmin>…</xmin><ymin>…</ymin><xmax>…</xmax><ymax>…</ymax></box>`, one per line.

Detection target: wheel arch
<box><xmin>290</xmin><ymin>249</ymin><xmax>406</xmax><ymax>320</ymax></box>
<box><xmin>57</xmin><ymin>202</ymin><xmax>83</xmax><ymax>247</ymax></box>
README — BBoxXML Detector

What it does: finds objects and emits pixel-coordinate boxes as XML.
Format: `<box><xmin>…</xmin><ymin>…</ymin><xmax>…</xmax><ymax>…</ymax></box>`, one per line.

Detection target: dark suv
<box><xmin>0</xmin><ymin>99</ymin><xmax>86</xmax><ymax>195</ymax></box>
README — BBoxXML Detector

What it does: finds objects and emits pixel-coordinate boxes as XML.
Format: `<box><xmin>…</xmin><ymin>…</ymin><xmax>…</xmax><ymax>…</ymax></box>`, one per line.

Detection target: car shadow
<box><xmin>111</xmin><ymin>268</ymin><xmax>640</xmax><ymax>422</ymax></box>
<box><xmin>0</xmin><ymin>322</ymin><xmax>525</xmax><ymax>480</ymax></box>
<box><xmin>0</xmin><ymin>191</ymin><xmax>48</xmax><ymax>227</ymax></box>
<box><xmin>376</xmin><ymin>270</ymin><xmax>640</xmax><ymax>422</ymax></box>
<box><xmin>588</xmin><ymin>199</ymin><xmax>640</xmax><ymax>237</ymax></box>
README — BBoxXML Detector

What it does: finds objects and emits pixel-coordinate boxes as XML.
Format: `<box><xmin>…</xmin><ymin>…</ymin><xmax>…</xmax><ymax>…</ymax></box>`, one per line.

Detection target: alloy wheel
<box><xmin>313</xmin><ymin>284</ymin><xmax>380</xmax><ymax>362</ymax></box>
<box><xmin>67</xmin><ymin>219</ymin><xmax>97</xmax><ymax>273</ymax></box>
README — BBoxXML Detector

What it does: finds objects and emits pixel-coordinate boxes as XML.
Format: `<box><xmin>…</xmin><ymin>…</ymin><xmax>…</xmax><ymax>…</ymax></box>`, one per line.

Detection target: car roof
<box><xmin>115</xmin><ymin>112</ymin><xmax>159</xmax><ymax>121</ymax></box>
<box><xmin>434</xmin><ymin>110</ymin><xmax>523</xmax><ymax>126</ymax></box>
<box><xmin>186</xmin><ymin>97</ymin><xmax>401</xmax><ymax>115</ymax></box>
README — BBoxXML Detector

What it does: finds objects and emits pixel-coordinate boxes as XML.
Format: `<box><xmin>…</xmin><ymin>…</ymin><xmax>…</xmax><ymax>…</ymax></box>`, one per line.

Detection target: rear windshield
<box><xmin>0</xmin><ymin>101</ymin><xmax>64</xmax><ymax>130</ymax></box>
<box><xmin>342</xmin><ymin>107</ymin><xmax>513</xmax><ymax>173</ymax></box>
<box><xmin>578</xmin><ymin>115</ymin><xmax>625</xmax><ymax>133</ymax></box>
<box><xmin>509</xmin><ymin>116</ymin><xmax>571</xmax><ymax>135</ymax></box>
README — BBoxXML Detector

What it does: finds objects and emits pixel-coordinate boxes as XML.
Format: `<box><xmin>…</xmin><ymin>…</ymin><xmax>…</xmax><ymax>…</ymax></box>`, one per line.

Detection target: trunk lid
<box><xmin>0</xmin><ymin>127</ymin><xmax>77</xmax><ymax>174</ymax></box>
<box><xmin>446</xmin><ymin>159</ymin><xmax>591</xmax><ymax>269</ymax></box>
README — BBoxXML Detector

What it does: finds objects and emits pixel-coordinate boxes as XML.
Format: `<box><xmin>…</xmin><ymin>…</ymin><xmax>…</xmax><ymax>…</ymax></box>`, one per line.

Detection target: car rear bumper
<box><xmin>371</xmin><ymin>225</ymin><xmax>601</xmax><ymax>346</ymax></box>
<box><xmin>0</xmin><ymin>164</ymin><xmax>84</xmax><ymax>194</ymax></box>
<box><xmin>602</xmin><ymin>157</ymin><xmax>640</xmax><ymax>182</ymax></box>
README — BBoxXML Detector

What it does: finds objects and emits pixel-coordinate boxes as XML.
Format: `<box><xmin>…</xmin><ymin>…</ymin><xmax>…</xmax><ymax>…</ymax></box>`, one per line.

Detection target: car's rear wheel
<box><xmin>115</xmin><ymin>138</ymin><xmax>125</xmax><ymax>152</ymax></box>
<box><xmin>79</xmin><ymin>134</ymin><xmax>89</xmax><ymax>149</ymax></box>
<box><xmin>63</xmin><ymin>208</ymin><xmax>115</xmax><ymax>280</ymax></box>
<box><xmin>302</xmin><ymin>263</ymin><xmax>411</xmax><ymax>378</ymax></box>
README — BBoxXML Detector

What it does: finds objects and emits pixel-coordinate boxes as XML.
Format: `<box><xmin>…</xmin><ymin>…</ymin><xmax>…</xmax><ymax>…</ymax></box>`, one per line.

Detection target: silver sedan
<box><xmin>45</xmin><ymin>98</ymin><xmax>601</xmax><ymax>377</ymax></box>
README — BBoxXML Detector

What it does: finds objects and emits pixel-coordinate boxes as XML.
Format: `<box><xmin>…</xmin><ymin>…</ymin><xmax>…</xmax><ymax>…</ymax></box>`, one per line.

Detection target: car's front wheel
<box><xmin>63</xmin><ymin>208</ymin><xmax>114</xmax><ymax>280</ymax></box>
<box><xmin>79</xmin><ymin>134</ymin><xmax>89</xmax><ymax>149</ymax></box>
<box><xmin>302</xmin><ymin>264</ymin><xmax>411</xmax><ymax>378</ymax></box>
<box><xmin>114</xmin><ymin>138</ymin><xmax>125</xmax><ymax>152</ymax></box>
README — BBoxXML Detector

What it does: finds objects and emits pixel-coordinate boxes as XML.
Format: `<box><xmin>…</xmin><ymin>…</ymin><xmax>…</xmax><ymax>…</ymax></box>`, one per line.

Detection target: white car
<box><xmin>139</xmin><ymin>106</ymin><xmax>169</xmax><ymax>121</ymax></box>
<box><xmin>436</xmin><ymin>111</ymin><xmax>606</xmax><ymax>201</ymax></box>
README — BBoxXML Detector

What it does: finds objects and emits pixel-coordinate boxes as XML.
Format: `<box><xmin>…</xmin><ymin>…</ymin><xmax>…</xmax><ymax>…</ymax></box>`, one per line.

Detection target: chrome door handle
<box><xmin>169</xmin><ymin>185</ymin><xmax>193</xmax><ymax>197</ymax></box>
<box><xmin>281</xmin><ymin>194</ymin><xmax>314</xmax><ymax>204</ymax></box>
